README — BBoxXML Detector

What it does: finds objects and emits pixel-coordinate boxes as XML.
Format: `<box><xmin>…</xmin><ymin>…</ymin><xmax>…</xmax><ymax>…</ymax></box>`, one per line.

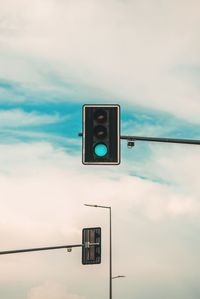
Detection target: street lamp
<box><xmin>112</xmin><ymin>275</ymin><xmax>126</xmax><ymax>279</ymax></box>
<box><xmin>84</xmin><ymin>204</ymin><xmax>112</xmax><ymax>299</ymax></box>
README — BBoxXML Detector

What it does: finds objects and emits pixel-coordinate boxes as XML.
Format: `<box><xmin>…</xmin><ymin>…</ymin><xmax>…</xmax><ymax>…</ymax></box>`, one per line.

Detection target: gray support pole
<box><xmin>109</xmin><ymin>207</ymin><xmax>112</xmax><ymax>299</ymax></box>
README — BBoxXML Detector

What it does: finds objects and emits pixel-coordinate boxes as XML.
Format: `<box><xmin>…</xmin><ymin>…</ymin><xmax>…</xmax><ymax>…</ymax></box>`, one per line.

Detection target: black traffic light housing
<box><xmin>82</xmin><ymin>227</ymin><xmax>101</xmax><ymax>265</ymax></box>
<box><xmin>82</xmin><ymin>104</ymin><xmax>120</xmax><ymax>165</ymax></box>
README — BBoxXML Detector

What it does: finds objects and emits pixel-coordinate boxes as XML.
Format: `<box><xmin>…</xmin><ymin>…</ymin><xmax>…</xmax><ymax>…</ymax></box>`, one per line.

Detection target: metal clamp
<box><xmin>127</xmin><ymin>141</ymin><xmax>135</xmax><ymax>148</ymax></box>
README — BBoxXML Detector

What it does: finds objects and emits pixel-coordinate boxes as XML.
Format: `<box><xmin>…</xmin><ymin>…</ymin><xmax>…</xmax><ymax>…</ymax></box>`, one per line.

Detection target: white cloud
<box><xmin>0</xmin><ymin>109</ymin><xmax>67</xmax><ymax>127</ymax></box>
<box><xmin>129</xmin><ymin>143</ymin><xmax>200</xmax><ymax>195</ymax></box>
<box><xmin>27</xmin><ymin>282</ymin><xmax>85</xmax><ymax>299</ymax></box>
<box><xmin>0</xmin><ymin>0</ymin><xmax>200</xmax><ymax>122</ymax></box>
<box><xmin>0</xmin><ymin>142</ymin><xmax>200</xmax><ymax>298</ymax></box>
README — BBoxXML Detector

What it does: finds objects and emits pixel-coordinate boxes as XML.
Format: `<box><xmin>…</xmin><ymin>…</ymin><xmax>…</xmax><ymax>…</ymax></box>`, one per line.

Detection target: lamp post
<box><xmin>84</xmin><ymin>204</ymin><xmax>112</xmax><ymax>299</ymax></box>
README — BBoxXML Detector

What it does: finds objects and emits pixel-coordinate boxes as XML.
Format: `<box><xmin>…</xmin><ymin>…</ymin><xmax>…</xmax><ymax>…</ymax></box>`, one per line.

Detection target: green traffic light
<box><xmin>94</xmin><ymin>143</ymin><xmax>108</xmax><ymax>157</ymax></box>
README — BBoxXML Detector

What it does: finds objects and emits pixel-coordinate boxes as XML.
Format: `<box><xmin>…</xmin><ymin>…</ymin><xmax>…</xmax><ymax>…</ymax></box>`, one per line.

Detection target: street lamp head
<box><xmin>84</xmin><ymin>204</ymin><xmax>111</xmax><ymax>209</ymax></box>
<box><xmin>112</xmin><ymin>275</ymin><xmax>126</xmax><ymax>279</ymax></box>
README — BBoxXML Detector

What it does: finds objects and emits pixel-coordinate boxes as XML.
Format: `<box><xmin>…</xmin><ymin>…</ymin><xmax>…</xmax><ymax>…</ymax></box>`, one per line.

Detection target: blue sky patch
<box><xmin>0</xmin><ymin>79</ymin><xmax>199</xmax><ymax>163</ymax></box>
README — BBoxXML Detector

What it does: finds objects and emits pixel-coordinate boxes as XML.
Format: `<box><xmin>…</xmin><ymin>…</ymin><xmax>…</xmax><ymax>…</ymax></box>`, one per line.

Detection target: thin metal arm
<box><xmin>121</xmin><ymin>135</ymin><xmax>200</xmax><ymax>145</ymax></box>
<box><xmin>0</xmin><ymin>244</ymin><xmax>83</xmax><ymax>256</ymax></box>
<box><xmin>78</xmin><ymin>133</ymin><xmax>200</xmax><ymax>145</ymax></box>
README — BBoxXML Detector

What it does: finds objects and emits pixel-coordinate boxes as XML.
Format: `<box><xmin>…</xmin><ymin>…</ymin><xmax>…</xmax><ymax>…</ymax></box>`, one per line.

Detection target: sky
<box><xmin>0</xmin><ymin>0</ymin><xmax>200</xmax><ymax>298</ymax></box>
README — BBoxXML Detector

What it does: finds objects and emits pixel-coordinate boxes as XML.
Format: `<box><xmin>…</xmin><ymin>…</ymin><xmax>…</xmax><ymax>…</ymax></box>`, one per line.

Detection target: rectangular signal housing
<box><xmin>82</xmin><ymin>227</ymin><xmax>101</xmax><ymax>265</ymax></box>
<box><xmin>82</xmin><ymin>104</ymin><xmax>120</xmax><ymax>165</ymax></box>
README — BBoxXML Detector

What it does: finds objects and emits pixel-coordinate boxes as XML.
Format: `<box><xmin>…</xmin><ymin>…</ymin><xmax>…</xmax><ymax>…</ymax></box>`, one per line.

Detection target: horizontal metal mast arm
<box><xmin>78</xmin><ymin>133</ymin><xmax>200</xmax><ymax>145</ymax></box>
<box><xmin>121</xmin><ymin>135</ymin><xmax>200</xmax><ymax>145</ymax></box>
<box><xmin>0</xmin><ymin>244</ymin><xmax>83</xmax><ymax>256</ymax></box>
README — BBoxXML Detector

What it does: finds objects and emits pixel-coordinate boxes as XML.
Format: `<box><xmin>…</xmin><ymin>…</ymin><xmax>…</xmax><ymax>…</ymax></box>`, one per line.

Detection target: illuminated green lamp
<box><xmin>94</xmin><ymin>143</ymin><xmax>108</xmax><ymax>157</ymax></box>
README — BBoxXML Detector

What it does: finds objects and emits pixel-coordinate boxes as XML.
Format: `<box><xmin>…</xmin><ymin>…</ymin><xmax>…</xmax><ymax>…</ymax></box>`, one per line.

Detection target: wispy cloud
<box><xmin>0</xmin><ymin>109</ymin><xmax>68</xmax><ymax>128</ymax></box>
<box><xmin>0</xmin><ymin>1</ymin><xmax>199</xmax><ymax>298</ymax></box>
<box><xmin>0</xmin><ymin>0</ymin><xmax>200</xmax><ymax>122</ymax></box>
<box><xmin>0</xmin><ymin>108</ymin><xmax>75</xmax><ymax>146</ymax></box>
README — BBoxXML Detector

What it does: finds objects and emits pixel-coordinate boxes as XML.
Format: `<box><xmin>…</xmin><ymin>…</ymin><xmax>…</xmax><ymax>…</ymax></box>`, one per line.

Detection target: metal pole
<box><xmin>109</xmin><ymin>207</ymin><xmax>112</xmax><ymax>299</ymax></box>
<box><xmin>79</xmin><ymin>133</ymin><xmax>200</xmax><ymax>145</ymax></box>
<box><xmin>121</xmin><ymin>135</ymin><xmax>200</xmax><ymax>145</ymax></box>
<box><xmin>0</xmin><ymin>244</ymin><xmax>83</xmax><ymax>255</ymax></box>
<box><xmin>84</xmin><ymin>204</ymin><xmax>112</xmax><ymax>299</ymax></box>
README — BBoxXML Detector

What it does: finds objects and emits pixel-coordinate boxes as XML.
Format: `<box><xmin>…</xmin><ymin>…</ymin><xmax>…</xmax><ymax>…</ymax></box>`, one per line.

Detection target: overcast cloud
<box><xmin>0</xmin><ymin>142</ymin><xmax>200</xmax><ymax>298</ymax></box>
<box><xmin>0</xmin><ymin>1</ymin><xmax>200</xmax><ymax>299</ymax></box>
<box><xmin>0</xmin><ymin>0</ymin><xmax>200</xmax><ymax>121</ymax></box>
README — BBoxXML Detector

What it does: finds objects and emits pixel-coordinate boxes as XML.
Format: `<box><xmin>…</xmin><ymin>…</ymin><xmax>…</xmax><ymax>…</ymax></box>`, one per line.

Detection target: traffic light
<box><xmin>82</xmin><ymin>104</ymin><xmax>120</xmax><ymax>165</ymax></box>
<box><xmin>82</xmin><ymin>227</ymin><xmax>101</xmax><ymax>265</ymax></box>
